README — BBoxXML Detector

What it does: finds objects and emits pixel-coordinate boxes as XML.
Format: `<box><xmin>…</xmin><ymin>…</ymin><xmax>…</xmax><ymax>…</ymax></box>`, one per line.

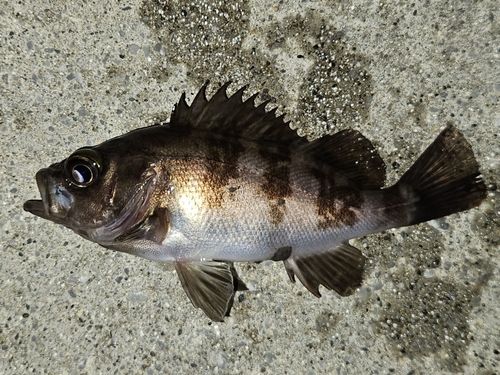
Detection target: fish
<box><xmin>23</xmin><ymin>82</ymin><xmax>487</xmax><ymax>321</ymax></box>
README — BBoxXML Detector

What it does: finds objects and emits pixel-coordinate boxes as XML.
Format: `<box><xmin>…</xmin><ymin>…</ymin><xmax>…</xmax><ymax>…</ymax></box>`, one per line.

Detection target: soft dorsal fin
<box><xmin>300</xmin><ymin>129</ymin><xmax>386</xmax><ymax>189</ymax></box>
<box><xmin>170</xmin><ymin>82</ymin><xmax>301</xmax><ymax>145</ymax></box>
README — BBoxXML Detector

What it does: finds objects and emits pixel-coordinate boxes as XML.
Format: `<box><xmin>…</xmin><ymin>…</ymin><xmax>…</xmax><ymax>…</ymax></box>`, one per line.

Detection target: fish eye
<box><xmin>65</xmin><ymin>148</ymin><xmax>102</xmax><ymax>188</ymax></box>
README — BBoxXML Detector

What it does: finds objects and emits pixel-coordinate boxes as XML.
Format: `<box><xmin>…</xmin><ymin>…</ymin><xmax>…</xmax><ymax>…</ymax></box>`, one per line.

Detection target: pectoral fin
<box><xmin>174</xmin><ymin>261</ymin><xmax>247</xmax><ymax>321</ymax></box>
<box><xmin>283</xmin><ymin>243</ymin><xmax>365</xmax><ymax>297</ymax></box>
<box><xmin>115</xmin><ymin>207</ymin><xmax>170</xmax><ymax>244</ymax></box>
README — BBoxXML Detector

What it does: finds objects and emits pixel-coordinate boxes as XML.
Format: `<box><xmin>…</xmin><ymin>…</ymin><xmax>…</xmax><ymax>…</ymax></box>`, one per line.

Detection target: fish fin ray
<box><xmin>300</xmin><ymin>129</ymin><xmax>386</xmax><ymax>189</ymax></box>
<box><xmin>395</xmin><ymin>124</ymin><xmax>486</xmax><ymax>225</ymax></box>
<box><xmin>283</xmin><ymin>243</ymin><xmax>365</xmax><ymax>297</ymax></box>
<box><xmin>170</xmin><ymin>82</ymin><xmax>301</xmax><ymax>145</ymax></box>
<box><xmin>114</xmin><ymin>207</ymin><xmax>169</xmax><ymax>244</ymax></box>
<box><xmin>174</xmin><ymin>261</ymin><xmax>247</xmax><ymax>321</ymax></box>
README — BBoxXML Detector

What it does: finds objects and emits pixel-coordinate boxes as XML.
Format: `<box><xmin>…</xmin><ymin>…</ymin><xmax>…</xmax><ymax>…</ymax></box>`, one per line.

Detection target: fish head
<box><xmin>23</xmin><ymin>145</ymin><xmax>164</xmax><ymax>245</ymax></box>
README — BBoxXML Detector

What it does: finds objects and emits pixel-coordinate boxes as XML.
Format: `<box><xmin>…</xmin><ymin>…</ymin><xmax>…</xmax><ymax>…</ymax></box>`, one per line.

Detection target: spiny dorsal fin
<box><xmin>301</xmin><ymin>129</ymin><xmax>386</xmax><ymax>189</ymax></box>
<box><xmin>170</xmin><ymin>82</ymin><xmax>300</xmax><ymax>145</ymax></box>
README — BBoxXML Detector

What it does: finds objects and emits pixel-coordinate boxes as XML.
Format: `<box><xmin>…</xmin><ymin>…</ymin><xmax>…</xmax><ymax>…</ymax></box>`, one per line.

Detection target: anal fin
<box><xmin>174</xmin><ymin>261</ymin><xmax>247</xmax><ymax>321</ymax></box>
<box><xmin>283</xmin><ymin>243</ymin><xmax>365</xmax><ymax>297</ymax></box>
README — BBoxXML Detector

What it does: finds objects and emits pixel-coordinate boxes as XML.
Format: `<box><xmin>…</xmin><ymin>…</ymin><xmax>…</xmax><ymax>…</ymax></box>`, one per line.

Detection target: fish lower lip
<box><xmin>23</xmin><ymin>199</ymin><xmax>46</xmax><ymax>217</ymax></box>
<box><xmin>29</xmin><ymin>168</ymin><xmax>52</xmax><ymax>218</ymax></box>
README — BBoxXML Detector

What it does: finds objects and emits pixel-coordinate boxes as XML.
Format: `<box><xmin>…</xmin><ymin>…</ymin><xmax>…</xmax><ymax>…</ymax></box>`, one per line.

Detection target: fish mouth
<box><xmin>24</xmin><ymin>169</ymin><xmax>50</xmax><ymax>219</ymax></box>
<box><xmin>23</xmin><ymin>169</ymin><xmax>71</xmax><ymax>222</ymax></box>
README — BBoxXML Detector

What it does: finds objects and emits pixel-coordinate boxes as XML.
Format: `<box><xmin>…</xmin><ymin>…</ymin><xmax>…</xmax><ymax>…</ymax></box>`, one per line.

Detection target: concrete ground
<box><xmin>1</xmin><ymin>0</ymin><xmax>499</xmax><ymax>374</ymax></box>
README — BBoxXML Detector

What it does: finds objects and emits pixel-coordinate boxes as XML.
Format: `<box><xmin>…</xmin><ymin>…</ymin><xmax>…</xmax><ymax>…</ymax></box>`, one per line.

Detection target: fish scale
<box><xmin>24</xmin><ymin>82</ymin><xmax>486</xmax><ymax>321</ymax></box>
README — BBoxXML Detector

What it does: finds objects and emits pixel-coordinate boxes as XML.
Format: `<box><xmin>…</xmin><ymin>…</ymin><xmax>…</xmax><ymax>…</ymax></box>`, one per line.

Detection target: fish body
<box><xmin>24</xmin><ymin>83</ymin><xmax>486</xmax><ymax>321</ymax></box>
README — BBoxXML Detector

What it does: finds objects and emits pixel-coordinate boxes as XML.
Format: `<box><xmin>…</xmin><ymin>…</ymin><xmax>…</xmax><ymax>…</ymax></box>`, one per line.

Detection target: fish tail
<box><xmin>393</xmin><ymin>125</ymin><xmax>486</xmax><ymax>226</ymax></box>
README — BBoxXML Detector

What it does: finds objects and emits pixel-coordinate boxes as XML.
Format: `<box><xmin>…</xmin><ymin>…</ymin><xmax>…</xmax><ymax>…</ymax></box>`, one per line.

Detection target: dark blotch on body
<box><xmin>202</xmin><ymin>136</ymin><xmax>245</xmax><ymax>209</ymax></box>
<box><xmin>313</xmin><ymin>168</ymin><xmax>362</xmax><ymax>229</ymax></box>
<box><xmin>259</xmin><ymin>144</ymin><xmax>292</xmax><ymax>226</ymax></box>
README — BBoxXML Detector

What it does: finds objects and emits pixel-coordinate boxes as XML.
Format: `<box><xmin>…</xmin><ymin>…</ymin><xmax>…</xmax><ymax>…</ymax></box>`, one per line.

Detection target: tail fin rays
<box><xmin>396</xmin><ymin>125</ymin><xmax>486</xmax><ymax>226</ymax></box>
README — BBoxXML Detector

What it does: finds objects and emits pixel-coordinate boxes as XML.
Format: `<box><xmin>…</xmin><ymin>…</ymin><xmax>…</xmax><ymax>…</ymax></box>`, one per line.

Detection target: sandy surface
<box><xmin>1</xmin><ymin>1</ymin><xmax>499</xmax><ymax>374</ymax></box>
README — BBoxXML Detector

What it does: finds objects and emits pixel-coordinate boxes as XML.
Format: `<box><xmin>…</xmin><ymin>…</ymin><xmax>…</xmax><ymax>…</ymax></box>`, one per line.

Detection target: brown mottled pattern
<box><xmin>313</xmin><ymin>168</ymin><xmax>363</xmax><ymax>230</ymax></box>
<box><xmin>258</xmin><ymin>144</ymin><xmax>292</xmax><ymax>226</ymax></box>
<box><xmin>199</xmin><ymin>136</ymin><xmax>245</xmax><ymax>209</ymax></box>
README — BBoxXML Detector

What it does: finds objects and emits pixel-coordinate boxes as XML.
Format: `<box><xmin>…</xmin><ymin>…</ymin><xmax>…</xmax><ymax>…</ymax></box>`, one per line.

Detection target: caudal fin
<box><xmin>395</xmin><ymin>125</ymin><xmax>486</xmax><ymax>226</ymax></box>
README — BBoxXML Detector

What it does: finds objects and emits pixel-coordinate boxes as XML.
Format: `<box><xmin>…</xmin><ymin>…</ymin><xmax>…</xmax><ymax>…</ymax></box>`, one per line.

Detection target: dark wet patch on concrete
<box><xmin>140</xmin><ymin>1</ymin><xmax>286</xmax><ymax>99</ymax></box>
<box><xmin>140</xmin><ymin>3</ymin><xmax>373</xmax><ymax>137</ymax></box>
<box><xmin>266</xmin><ymin>10</ymin><xmax>373</xmax><ymax>136</ymax></box>
<box><xmin>359</xmin><ymin>225</ymin><xmax>494</xmax><ymax>371</ymax></box>
<box><xmin>376</xmin><ymin>275</ymin><xmax>484</xmax><ymax>371</ymax></box>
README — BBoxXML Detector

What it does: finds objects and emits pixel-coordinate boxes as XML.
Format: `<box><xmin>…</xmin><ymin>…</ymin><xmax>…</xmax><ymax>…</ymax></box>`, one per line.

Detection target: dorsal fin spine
<box><xmin>169</xmin><ymin>82</ymin><xmax>301</xmax><ymax>145</ymax></box>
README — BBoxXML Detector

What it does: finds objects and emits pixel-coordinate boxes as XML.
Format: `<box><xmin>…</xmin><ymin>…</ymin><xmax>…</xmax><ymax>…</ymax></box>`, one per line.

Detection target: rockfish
<box><xmin>24</xmin><ymin>83</ymin><xmax>486</xmax><ymax>321</ymax></box>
